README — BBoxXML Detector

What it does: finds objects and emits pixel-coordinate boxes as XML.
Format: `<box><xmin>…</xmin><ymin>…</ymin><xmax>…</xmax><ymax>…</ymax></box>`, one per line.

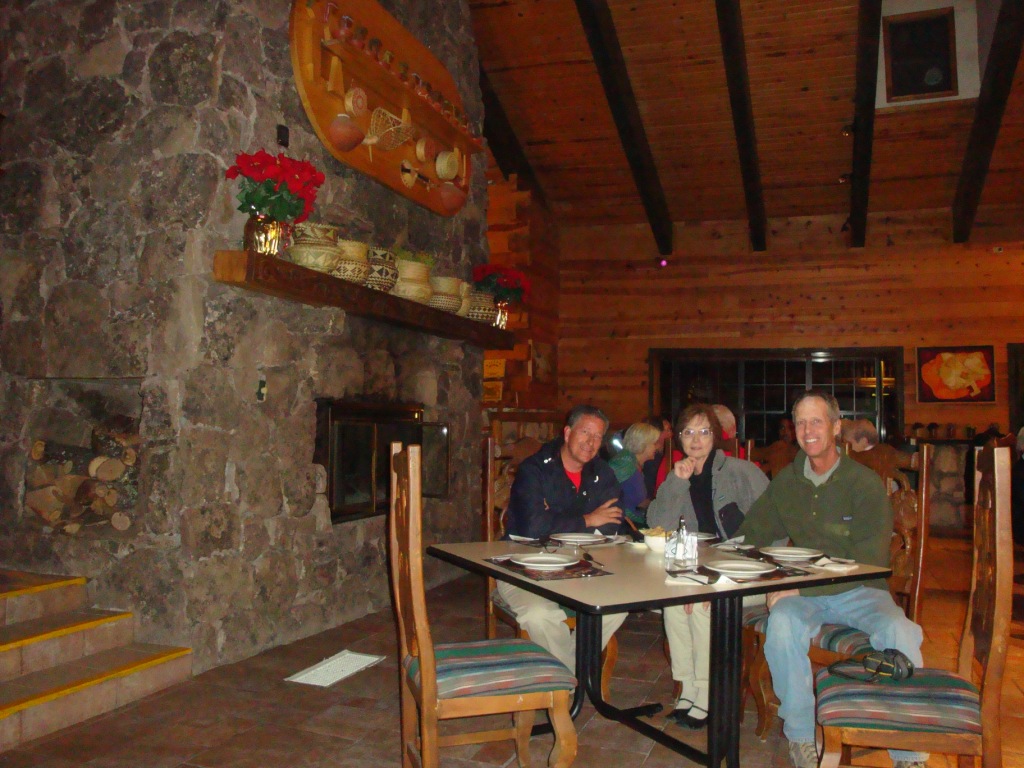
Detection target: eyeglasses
<box><xmin>680</xmin><ymin>428</ymin><xmax>713</xmax><ymax>438</ymax></box>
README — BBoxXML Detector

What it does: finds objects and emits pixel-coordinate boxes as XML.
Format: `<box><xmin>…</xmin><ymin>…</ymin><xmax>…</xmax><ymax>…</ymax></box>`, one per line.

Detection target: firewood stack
<box><xmin>24</xmin><ymin>422</ymin><xmax>141</xmax><ymax>534</ymax></box>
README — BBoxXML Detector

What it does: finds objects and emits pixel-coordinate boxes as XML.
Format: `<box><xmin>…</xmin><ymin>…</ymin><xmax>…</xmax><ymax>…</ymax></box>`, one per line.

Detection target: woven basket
<box><xmin>336</xmin><ymin>239</ymin><xmax>368</xmax><ymax>261</ymax></box>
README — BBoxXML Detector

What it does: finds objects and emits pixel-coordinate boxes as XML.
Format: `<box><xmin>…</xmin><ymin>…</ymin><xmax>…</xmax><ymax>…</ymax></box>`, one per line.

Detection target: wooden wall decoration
<box><xmin>289</xmin><ymin>0</ymin><xmax>483</xmax><ymax>216</ymax></box>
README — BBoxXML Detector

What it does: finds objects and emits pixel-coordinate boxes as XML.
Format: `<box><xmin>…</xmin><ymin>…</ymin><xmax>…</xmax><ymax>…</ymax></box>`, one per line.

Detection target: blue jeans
<box><xmin>763</xmin><ymin>586</ymin><xmax>926</xmax><ymax>763</ymax></box>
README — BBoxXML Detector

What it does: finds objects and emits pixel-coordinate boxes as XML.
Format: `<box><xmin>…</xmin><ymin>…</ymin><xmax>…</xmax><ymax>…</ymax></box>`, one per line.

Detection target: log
<box><xmin>25</xmin><ymin>487</ymin><xmax>65</xmax><ymax>524</ymax></box>
<box><xmin>25</xmin><ymin>462</ymin><xmax>64</xmax><ymax>489</ymax></box>
<box><xmin>30</xmin><ymin>441</ymin><xmax>95</xmax><ymax>476</ymax></box>
<box><xmin>54</xmin><ymin>474</ymin><xmax>88</xmax><ymax>502</ymax></box>
<box><xmin>90</xmin><ymin>427</ymin><xmax>141</xmax><ymax>462</ymax></box>
<box><xmin>88</xmin><ymin>457</ymin><xmax>126</xmax><ymax>481</ymax></box>
<box><xmin>110</xmin><ymin>512</ymin><xmax>131</xmax><ymax>531</ymax></box>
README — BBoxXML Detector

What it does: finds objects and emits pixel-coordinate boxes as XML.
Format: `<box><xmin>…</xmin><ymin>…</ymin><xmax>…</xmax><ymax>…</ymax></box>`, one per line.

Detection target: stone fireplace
<box><xmin>0</xmin><ymin>0</ymin><xmax>486</xmax><ymax>672</ymax></box>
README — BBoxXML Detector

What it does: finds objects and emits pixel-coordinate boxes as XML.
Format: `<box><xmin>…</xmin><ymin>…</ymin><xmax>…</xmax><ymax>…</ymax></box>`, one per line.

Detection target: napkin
<box><xmin>813</xmin><ymin>556</ymin><xmax>857</xmax><ymax>572</ymax></box>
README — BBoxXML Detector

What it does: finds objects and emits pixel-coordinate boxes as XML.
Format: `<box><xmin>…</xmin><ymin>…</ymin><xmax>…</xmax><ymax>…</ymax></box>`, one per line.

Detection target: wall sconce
<box><xmin>841</xmin><ymin>123</ymin><xmax>854</xmax><ymax>138</ymax></box>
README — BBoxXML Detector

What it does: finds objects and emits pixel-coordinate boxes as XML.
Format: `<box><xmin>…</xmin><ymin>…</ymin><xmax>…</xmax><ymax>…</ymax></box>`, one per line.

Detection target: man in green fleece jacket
<box><xmin>737</xmin><ymin>390</ymin><xmax>925</xmax><ymax>768</ymax></box>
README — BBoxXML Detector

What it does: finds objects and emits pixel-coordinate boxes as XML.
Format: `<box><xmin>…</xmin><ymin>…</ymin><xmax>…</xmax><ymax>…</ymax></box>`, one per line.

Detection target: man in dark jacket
<box><xmin>499</xmin><ymin>405</ymin><xmax>628</xmax><ymax>671</ymax></box>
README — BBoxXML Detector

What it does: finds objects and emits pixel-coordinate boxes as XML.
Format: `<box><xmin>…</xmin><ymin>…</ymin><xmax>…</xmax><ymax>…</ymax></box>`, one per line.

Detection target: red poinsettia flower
<box><xmin>225</xmin><ymin>150</ymin><xmax>325</xmax><ymax>223</ymax></box>
<box><xmin>472</xmin><ymin>264</ymin><xmax>531</xmax><ymax>303</ymax></box>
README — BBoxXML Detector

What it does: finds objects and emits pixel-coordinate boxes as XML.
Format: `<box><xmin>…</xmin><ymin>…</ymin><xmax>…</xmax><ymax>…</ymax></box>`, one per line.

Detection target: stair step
<box><xmin>0</xmin><ymin>608</ymin><xmax>134</xmax><ymax>682</ymax></box>
<box><xmin>0</xmin><ymin>643</ymin><xmax>192</xmax><ymax>748</ymax></box>
<box><xmin>0</xmin><ymin>571</ymin><xmax>88</xmax><ymax>625</ymax></box>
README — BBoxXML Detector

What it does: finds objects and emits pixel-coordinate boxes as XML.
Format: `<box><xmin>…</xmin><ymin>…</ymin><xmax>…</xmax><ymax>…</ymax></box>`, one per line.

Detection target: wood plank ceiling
<box><xmin>470</xmin><ymin>0</ymin><xmax>1024</xmax><ymax>253</ymax></box>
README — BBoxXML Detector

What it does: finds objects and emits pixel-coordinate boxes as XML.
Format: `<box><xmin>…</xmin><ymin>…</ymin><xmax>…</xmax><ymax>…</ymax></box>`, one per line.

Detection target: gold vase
<box><xmin>243</xmin><ymin>214</ymin><xmax>290</xmax><ymax>255</ymax></box>
<box><xmin>494</xmin><ymin>301</ymin><xmax>509</xmax><ymax>329</ymax></box>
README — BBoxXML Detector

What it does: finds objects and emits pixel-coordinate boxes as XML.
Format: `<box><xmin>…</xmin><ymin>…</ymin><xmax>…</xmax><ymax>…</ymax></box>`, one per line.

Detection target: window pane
<box><xmin>786</xmin><ymin>360</ymin><xmax>806</xmax><ymax>386</ymax></box>
<box><xmin>765</xmin><ymin>385</ymin><xmax>786</xmax><ymax>412</ymax></box>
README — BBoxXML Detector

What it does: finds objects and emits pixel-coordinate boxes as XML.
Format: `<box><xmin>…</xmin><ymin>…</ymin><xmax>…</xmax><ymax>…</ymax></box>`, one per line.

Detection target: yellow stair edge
<box><xmin>0</xmin><ymin>609</ymin><xmax>133</xmax><ymax>653</ymax></box>
<box><xmin>0</xmin><ymin>645</ymin><xmax>192</xmax><ymax>719</ymax></box>
<box><xmin>0</xmin><ymin>571</ymin><xmax>87</xmax><ymax>601</ymax></box>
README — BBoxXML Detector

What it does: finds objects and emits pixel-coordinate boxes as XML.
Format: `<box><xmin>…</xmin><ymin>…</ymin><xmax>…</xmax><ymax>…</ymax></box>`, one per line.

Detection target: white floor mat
<box><xmin>285</xmin><ymin>649</ymin><xmax>385</xmax><ymax>687</ymax></box>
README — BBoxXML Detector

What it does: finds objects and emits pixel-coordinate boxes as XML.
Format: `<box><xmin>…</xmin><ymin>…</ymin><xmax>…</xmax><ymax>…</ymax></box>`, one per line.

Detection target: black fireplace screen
<box><xmin>314</xmin><ymin>400</ymin><xmax>450</xmax><ymax>523</ymax></box>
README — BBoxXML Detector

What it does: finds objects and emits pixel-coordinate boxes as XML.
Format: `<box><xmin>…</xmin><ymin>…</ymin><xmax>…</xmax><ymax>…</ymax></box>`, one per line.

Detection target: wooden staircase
<box><xmin>0</xmin><ymin>569</ymin><xmax>191</xmax><ymax>751</ymax></box>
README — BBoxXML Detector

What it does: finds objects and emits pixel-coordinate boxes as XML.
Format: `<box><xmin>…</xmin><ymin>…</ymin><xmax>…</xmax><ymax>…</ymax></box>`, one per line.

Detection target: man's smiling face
<box><xmin>793</xmin><ymin>396</ymin><xmax>840</xmax><ymax>462</ymax></box>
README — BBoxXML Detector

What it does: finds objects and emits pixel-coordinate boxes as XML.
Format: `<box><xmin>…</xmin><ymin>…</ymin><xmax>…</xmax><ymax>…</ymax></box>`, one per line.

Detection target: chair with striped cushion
<box><xmin>743</xmin><ymin>444</ymin><xmax>933</xmax><ymax>740</ymax></box>
<box><xmin>815</xmin><ymin>443</ymin><xmax>1012</xmax><ymax>768</ymax></box>
<box><xmin>390</xmin><ymin>442</ymin><xmax>577</xmax><ymax>768</ymax></box>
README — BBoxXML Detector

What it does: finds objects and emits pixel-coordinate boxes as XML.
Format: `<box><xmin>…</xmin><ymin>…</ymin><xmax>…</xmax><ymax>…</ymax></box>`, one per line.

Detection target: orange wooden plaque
<box><xmin>289</xmin><ymin>0</ymin><xmax>483</xmax><ymax>216</ymax></box>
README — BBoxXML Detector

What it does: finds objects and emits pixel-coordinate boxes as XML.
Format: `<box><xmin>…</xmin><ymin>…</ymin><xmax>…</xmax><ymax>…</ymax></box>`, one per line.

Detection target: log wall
<box><xmin>558</xmin><ymin>212</ymin><xmax>1024</xmax><ymax>433</ymax></box>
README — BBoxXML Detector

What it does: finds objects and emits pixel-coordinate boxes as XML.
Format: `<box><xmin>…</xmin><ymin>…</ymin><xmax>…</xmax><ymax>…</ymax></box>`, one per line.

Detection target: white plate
<box><xmin>508</xmin><ymin>534</ymin><xmax>538</xmax><ymax>543</ymax></box>
<box><xmin>693</xmin><ymin>532</ymin><xmax>718</xmax><ymax>541</ymax></box>
<box><xmin>760</xmin><ymin>546</ymin><xmax>824</xmax><ymax>561</ymax></box>
<box><xmin>508</xmin><ymin>553</ymin><xmax>580</xmax><ymax>570</ymax></box>
<box><xmin>550</xmin><ymin>532</ymin><xmax>607</xmax><ymax>545</ymax></box>
<box><xmin>713</xmin><ymin>542</ymin><xmax>755</xmax><ymax>551</ymax></box>
<box><xmin>704</xmin><ymin>559</ymin><xmax>777</xmax><ymax>576</ymax></box>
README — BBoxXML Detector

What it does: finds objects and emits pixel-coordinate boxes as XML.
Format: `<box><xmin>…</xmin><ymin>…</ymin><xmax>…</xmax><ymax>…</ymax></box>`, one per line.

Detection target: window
<box><xmin>651</xmin><ymin>348</ymin><xmax>903</xmax><ymax>444</ymax></box>
<box><xmin>884</xmin><ymin>9</ymin><xmax>958</xmax><ymax>102</ymax></box>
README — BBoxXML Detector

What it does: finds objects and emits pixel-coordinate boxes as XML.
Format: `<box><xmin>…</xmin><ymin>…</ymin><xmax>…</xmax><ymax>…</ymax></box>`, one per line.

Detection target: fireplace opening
<box><xmin>314</xmin><ymin>399</ymin><xmax>450</xmax><ymax>523</ymax></box>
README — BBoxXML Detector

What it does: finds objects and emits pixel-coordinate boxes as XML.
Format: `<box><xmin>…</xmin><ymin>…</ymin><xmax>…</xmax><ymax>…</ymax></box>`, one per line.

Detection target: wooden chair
<box><xmin>815</xmin><ymin>443</ymin><xmax>1012</xmax><ymax>768</ymax></box>
<box><xmin>746</xmin><ymin>437</ymin><xmax>798</xmax><ymax>479</ymax></box>
<box><xmin>389</xmin><ymin>442</ymin><xmax>578</xmax><ymax>768</ymax></box>
<box><xmin>482</xmin><ymin>436</ymin><xmax>618</xmax><ymax>700</ymax></box>
<box><xmin>743</xmin><ymin>444</ymin><xmax>933</xmax><ymax>739</ymax></box>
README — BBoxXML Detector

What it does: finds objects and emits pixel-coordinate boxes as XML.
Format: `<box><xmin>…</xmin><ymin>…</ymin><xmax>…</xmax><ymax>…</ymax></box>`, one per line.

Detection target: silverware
<box><xmin>579</xmin><ymin>551</ymin><xmax>604</xmax><ymax>568</ymax></box>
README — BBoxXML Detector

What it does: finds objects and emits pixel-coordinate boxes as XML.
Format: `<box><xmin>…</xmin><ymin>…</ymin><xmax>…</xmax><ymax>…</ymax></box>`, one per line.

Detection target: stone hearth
<box><xmin>0</xmin><ymin>0</ymin><xmax>487</xmax><ymax>672</ymax></box>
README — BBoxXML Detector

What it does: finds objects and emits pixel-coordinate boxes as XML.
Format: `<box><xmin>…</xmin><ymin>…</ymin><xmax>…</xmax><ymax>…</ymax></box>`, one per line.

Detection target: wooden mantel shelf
<box><xmin>213</xmin><ymin>250</ymin><xmax>515</xmax><ymax>350</ymax></box>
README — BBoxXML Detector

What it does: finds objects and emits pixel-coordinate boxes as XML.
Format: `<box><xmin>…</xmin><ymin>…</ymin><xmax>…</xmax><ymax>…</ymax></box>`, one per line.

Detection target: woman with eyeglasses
<box><xmin>647</xmin><ymin>403</ymin><xmax>770</xmax><ymax>729</ymax></box>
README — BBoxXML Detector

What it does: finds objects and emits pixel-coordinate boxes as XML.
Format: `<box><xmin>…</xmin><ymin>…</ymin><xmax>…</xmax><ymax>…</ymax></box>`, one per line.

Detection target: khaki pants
<box><xmin>496</xmin><ymin>581</ymin><xmax>628</xmax><ymax>673</ymax></box>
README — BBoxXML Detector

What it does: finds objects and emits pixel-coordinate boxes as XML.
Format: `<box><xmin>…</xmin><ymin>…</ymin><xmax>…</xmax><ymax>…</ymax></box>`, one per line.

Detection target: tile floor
<box><xmin>1</xmin><ymin>536</ymin><xmax>1021</xmax><ymax>768</ymax></box>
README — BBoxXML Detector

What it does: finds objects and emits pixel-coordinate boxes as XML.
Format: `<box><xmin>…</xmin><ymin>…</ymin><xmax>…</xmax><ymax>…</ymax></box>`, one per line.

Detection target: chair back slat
<box><xmin>719</xmin><ymin>437</ymin><xmax>739</xmax><ymax>457</ymax></box>
<box><xmin>389</xmin><ymin>442</ymin><xmax>436</xmax><ymax>699</ymax></box>
<box><xmin>966</xmin><ymin>444</ymin><xmax>1013</xmax><ymax>740</ymax></box>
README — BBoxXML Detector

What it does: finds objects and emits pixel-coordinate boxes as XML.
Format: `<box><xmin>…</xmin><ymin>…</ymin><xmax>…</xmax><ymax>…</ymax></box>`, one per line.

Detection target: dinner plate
<box><xmin>550</xmin><ymin>532</ymin><xmax>607</xmax><ymax>545</ymax></box>
<box><xmin>508</xmin><ymin>534</ymin><xmax>538</xmax><ymax>543</ymax></box>
<box><xmin>508</xmin><ymin>553</ymin><xmax>580</xmax><ymax>570</ymax></box>
<box><xmin>693</xmin><ymin>532</ymin><xmax>718</xmax><ymax>541</ymax></box>
<box><xmin>760</xmin><ymin>546</ymin><xmax>824</xmax><ymax>561</ymax></box>
<box><xmin>704</xmin><ymin>559</ymin><xmax>777</xmax><ymax>576</ymax></box>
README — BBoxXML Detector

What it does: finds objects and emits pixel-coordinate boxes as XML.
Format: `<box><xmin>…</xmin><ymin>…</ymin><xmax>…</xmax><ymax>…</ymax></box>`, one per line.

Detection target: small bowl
<box><xmin>644</xmin><ymin>533</ymin><xmax>668</xmax><ymax>553</ymax></box>
<box><xmin>328</xmin><ymin>113</ymin><xmax>365</xmax><ymax>152</ymax></box>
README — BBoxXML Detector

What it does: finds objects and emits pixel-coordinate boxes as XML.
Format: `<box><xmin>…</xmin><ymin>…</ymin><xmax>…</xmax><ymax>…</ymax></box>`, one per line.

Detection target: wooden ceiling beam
<box><xmin>479</xmin><ymin>68</ymin><xmax>547</xmax><ymax>208</ymax></box>
<box><xmin>847</xmin><ymin>0</ymin><xmax>883</xmax><ymax>248</ymax></box>
<box><xmin>714</xmin><ymin>0</ymin><xmax>767</xmax><ymax>251</ymax></box>
<box><xmin>573</xmin><ymin>0</ymin><xmax>673</xmax><ymax>255</ymax></box>
<box><xmin>951</xmin><ymin>0</ymin><xmax>1024</xmax><ymax>243</ymax></box>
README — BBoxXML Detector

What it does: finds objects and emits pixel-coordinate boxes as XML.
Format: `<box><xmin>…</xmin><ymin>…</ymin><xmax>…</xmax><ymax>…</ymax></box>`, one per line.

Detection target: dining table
<box><xmin>427</xmin><ymin>537</ymin><xmax>890</xmax><ymax>768</ymax></box>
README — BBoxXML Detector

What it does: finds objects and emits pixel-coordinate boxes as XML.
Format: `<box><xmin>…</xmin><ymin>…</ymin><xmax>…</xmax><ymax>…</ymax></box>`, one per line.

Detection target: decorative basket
<box><xmin>336</xmin><ymin>239</ymin><xmax>368</xmax><ymax>261</ymax></box>
<box><xmin>427</xmin><ymin>293</ymin><xmax>462</xmax><ymax>313</ymax></box>
<box><xmin>365</xmin><ymin>248</ymin><xmax>398</xmax><ymax>292</ymax></box>
<box><xmin>288</xmin><ymin>243</ymin><xmax>342</xmax><ymax>273</ymax></box>
<box><xmin>293</xmin><ymin>222</ymin><xmax>337</xmax><ymax>246</ymax></box>
<box><xmin>331</xmin><ymin>258</ymin><xmax>370</xmax><ymax>284</ymax></box>
<box><xmin>466</xmin><ymin>290</ymin><xmax>498</xmax><ymax>323</ymax></box>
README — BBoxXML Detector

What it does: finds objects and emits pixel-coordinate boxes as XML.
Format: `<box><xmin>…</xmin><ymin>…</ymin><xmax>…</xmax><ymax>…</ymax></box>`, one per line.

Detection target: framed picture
<box><xmin>916</xmin><ymin>346</ymin><xmax>995</xmax><ymax>403</ymax></box>
<box><xmin>482</xmin><ymin>381</ymin><xmax>504</xmax><ymax>403</ymax></box>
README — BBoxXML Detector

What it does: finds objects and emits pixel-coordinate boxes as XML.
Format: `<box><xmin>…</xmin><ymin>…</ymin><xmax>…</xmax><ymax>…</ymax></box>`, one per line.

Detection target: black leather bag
<box><xmin>827</xmin><ymin>648</ymin><xmax>915</xmax><ymax>683</ymax></box>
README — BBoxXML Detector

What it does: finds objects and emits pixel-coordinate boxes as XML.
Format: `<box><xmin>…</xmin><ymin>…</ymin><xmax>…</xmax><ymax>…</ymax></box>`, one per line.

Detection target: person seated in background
<box><xmin>609</xmin><ymin>421</ymin><xmax>662</xmax><ymax>530</ymax></box>
<box><xmin>712</xmin><ymin>404</ymin><xmax>746</xmax><ymax>458</ymax></box>
<box><xmin>643</xmin><ymin>415</ymin><xmax>673</xmax><ymax>498</ymax></box>
<box><xmin>647</xmin><ymin>404</ymin><xmax>769</xmax><ymax>728</ymax></box>
<box><xmin>844</xmin><ymin>418</ymin><xmax>916</xmax><ymax>493</ymax></box>
<box><xmin>749</xmin><ymin>416</ymin><xmax>799</xmax><ymax>479</ymax></box>
<box><xmin>500</xmin><ymin>404</ymin><xmax>629</xmax><ymax>672</ymax></box>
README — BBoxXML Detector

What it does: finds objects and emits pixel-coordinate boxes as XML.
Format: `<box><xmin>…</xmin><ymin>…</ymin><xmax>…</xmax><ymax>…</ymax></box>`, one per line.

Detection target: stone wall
<box><xmin>0</xmin><ymin>0</ymin><xmax>487</xmax><ymax>671</ymax></box>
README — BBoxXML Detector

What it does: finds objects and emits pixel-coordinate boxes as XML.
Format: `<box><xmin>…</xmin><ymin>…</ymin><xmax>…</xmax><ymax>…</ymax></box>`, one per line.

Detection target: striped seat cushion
<box><xmin>816</xmin><ymin>666</ymin><xmax>981</xmax><ymax>734</ymax></box>
<box><xmin>404</xmin><ymin>638</ymin><xmax>576</xmax><ymax>699</ymax></box>
<box><xmin>743</xmin><ymin>605</ymin><xmax>873</xmax><ymax>656</ymax></box>
<box><xmin>491</xmin><ymin>589</ymin><xmax>575</xmax><ymax>620</ymax></box>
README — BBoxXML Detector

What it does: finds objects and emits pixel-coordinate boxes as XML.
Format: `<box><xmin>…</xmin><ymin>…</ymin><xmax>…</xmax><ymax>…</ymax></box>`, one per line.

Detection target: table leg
<box><xmin>708</xmin><ymin>594</ymin><xmax>743</xmax><ymax>768</ymax></box>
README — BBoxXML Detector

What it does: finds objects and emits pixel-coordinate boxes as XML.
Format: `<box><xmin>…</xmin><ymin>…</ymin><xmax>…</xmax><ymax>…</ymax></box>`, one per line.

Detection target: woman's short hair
<box><xmin>622</xmin><ymin>422</ymin><xmax>661</xmax><ymax>456</ymax></box>
<box><xmin>675</xmin><ymin>404</ymin><xmax>724</xmax><ymax>446</ymax></box>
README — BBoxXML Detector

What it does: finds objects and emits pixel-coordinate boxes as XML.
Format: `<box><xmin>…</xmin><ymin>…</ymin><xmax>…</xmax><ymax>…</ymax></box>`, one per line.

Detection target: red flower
<box><xmin>225</xmin><ymin>149</ymin><xmax>325</xmax><ymax>223</ymax></box>
<box><xmin>472</xmin><ymin>264</ymin><xmax>531</xmax><ymax>303</ymax></box>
